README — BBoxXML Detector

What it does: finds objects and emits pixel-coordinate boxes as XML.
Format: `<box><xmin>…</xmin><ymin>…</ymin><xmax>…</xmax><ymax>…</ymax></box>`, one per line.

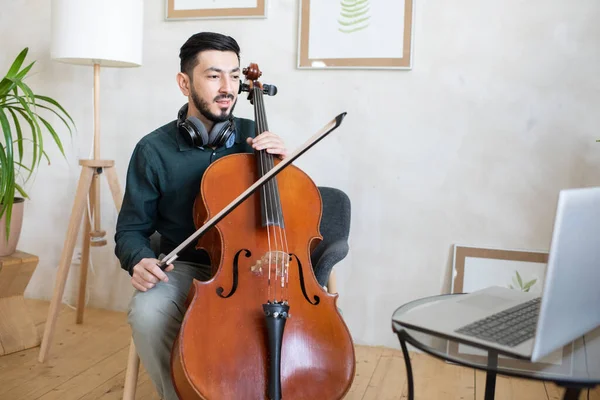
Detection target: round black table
<box><xmin>392</xmin><ymin>294</ymin><xmax>600</xmax><ymax>400</ymax></box>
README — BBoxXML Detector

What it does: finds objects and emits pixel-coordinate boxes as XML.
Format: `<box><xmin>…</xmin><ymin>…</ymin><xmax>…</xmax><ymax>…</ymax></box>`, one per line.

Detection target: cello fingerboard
<box><xmin>253</xmin><ymin>87</ymin><xmax>285</xmax><ymax>229</ymax></box>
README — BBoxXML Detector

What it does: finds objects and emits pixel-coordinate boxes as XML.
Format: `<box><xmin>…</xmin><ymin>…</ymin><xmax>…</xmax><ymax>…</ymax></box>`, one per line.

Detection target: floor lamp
<box><xmin>38</xmin><ymin>0</ymin><xmax>143</xmax><ymax>363</ymax></box>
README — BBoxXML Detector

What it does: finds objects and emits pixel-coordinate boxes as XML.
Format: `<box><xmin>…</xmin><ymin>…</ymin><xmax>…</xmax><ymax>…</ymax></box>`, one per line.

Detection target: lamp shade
<box><xmin>51</xmin><ymin>0</ymin><xmax>143</xmax><ymax>67</ymax></box>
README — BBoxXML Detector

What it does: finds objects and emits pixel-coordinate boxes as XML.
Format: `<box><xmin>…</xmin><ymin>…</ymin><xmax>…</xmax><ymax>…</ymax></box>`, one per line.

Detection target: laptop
<box><xmin>393</xmin><ymin>186</ymin><xmax>600</xmax><ymax>362</ymax></box>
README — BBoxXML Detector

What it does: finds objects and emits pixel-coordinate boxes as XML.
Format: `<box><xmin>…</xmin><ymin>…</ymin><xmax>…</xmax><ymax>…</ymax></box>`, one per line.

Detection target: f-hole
<box><xmin>216</xmin><ymin>249</ymin><xmax>251</xmax><ymax>298</ymax></box>
<box><xmin>290</xmin><ymin>253</ymin><xmax>320</xmax><ymax>305</ymax></box>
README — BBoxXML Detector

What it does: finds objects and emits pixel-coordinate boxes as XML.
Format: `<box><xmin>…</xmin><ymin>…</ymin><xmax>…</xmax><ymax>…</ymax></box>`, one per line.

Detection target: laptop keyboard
<box><xmin>455</xmin><ymin>297</ymin><xmax>541</xmax><ymax>347</ymax></box>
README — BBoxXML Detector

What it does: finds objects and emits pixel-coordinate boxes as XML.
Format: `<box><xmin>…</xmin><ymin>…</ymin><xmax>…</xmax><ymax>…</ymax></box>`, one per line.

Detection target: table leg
<box><xmin>562</xmin><ymin>388</ymin><xmax>581</xmax><ymax>400</ymax></box>
<box><xmin>397</xmin><ymin>332</ymin><xmax>414</xmax><ymax>400</ymax></box>
<box><xmin>484</xmin><ymin>350</ymin><xmax>498</xmax><ymax>400</ymax></box>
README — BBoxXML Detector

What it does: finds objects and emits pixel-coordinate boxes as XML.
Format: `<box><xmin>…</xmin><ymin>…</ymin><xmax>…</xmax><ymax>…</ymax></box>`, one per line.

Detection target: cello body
<box><xmin>170</xmin><ymin>154</ymin><xmax>355</xmax><ymax>399</ymax></box>
<box><xmin>170</xmin><ymin>63</ymin><xmax>355</xmax><ymax>399</ymax></box>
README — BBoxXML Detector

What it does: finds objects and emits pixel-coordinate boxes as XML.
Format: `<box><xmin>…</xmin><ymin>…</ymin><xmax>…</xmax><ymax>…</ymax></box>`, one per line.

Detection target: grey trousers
<box><xmin>127</xmin><ymin>260</ymin><xmax>212</xmax><ymax>400</ymax></box>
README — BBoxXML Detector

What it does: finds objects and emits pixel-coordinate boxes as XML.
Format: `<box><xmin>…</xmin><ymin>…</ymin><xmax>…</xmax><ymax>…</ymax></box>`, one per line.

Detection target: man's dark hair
<box><xmin>179</xmin><ymin>32</ymin><xmax>241</xmax><ymax>78</ymax></box>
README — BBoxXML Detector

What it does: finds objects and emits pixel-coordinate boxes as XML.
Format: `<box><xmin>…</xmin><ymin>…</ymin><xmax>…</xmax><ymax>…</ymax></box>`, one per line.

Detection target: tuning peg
<box><xmin>239</xmin><ymin>83</ymin><xmax>250</xmax><ymax>93</ymax></box>
<box><xmin>263</xmin><ymin>84</ymin><xmax>277</xmax><ymax>96</ymax></box>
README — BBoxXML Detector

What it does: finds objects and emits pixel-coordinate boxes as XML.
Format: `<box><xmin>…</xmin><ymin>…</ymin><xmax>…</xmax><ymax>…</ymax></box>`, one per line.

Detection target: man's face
<box><xmin>188</xmin><ymin>50</ymin><xmax>240</xmax><ymax>123</ymax></box>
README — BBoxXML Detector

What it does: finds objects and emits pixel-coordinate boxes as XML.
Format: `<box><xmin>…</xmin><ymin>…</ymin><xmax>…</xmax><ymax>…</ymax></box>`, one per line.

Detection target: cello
<box><xmin>167</xmin><ymin>63</ymin><xmax>356</xmax><ymax>399</ymax></box>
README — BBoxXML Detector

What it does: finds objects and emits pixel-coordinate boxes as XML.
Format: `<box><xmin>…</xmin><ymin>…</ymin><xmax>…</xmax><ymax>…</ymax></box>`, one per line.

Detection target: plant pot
<box><xmin>0</xmin><ymin>198</ymin><xmax>25</xmax><ymax>256</ymax></box>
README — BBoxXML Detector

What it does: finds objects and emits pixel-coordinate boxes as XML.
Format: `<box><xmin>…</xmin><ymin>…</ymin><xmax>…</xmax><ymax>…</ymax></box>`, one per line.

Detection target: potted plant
<box><xmin>0</xmin><ymin>47</ymin><xmax>74</xmax><ymax>256</ymax></box>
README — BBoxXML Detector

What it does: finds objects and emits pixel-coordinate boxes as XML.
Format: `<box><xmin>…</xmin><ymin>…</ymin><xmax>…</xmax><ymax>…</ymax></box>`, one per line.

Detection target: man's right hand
<box><xmin>131</xmin><ymin>258</ymin><xmax>174</xmax><ymax>291</ymax></box>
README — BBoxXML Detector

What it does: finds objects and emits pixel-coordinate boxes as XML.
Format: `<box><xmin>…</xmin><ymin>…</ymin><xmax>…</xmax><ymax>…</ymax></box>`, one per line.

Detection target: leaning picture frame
<box><xmin>447</xmin><ymin>245</ymin><xmax>574</xmax><ymax>376</ymax></box>
<box><xmin>297</xmin><ymin>0</ymin><xmax>415</xmax><ymax>69</ymax></box>
<box><xmin>166</xmin><ymin>0</ymin><xmax>267</xmax><ymax>20</ymax></box>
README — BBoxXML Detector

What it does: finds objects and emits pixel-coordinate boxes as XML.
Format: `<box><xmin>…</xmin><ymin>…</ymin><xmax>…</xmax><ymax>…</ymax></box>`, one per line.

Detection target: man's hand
<box><xmin>247</xmin><ymin>131</ymin><xmax>288</xmax><ymax>159</ymax></box>
<box><xmin>131</xmin><ymin>258</ymin><xmax>174</xmax><ymax>291</ymax></box>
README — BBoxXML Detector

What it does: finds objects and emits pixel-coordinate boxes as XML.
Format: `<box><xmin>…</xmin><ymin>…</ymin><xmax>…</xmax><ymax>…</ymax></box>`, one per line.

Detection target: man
<box><xmin>114</xmin><ymin>32</ymin><xmax>287</xmax><ymax>400</ymax></box>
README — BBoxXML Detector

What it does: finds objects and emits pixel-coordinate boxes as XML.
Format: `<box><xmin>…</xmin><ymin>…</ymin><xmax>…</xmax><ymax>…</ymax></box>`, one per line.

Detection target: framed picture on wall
<box><xmin>448</xmin><ymin>245</ymin><xmax>574</xmax><ymax>375</ymax></box>
<box><xmin>297</xmin><ymin>0</ymin><xmax>415</xmax><ymax>69</ymax></box>
<box><xmin>166</xmin><ymin>0</ymin><xmax>267</xmax><ymax>20</ymax></box>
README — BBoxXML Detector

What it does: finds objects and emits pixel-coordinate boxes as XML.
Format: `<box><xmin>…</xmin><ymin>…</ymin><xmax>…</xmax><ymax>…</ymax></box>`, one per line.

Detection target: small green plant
<box><xmin>508</xmin><ymin>270</ymin><xmax>537</xmax><ymax>292</ymax></box>
<box><xmin>0</xmin><ymin>47</ymin><xmax>74</xmax><ymax>238</ymax></box>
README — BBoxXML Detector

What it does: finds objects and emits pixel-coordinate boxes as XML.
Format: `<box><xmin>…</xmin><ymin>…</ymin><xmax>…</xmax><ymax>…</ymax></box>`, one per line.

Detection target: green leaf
<box><xmin>0</xmin><ymin>78</ymin><xmax>14</xmax><ymax>97</ymax></box>
<box><xmin>14</xmin><ymin>98</ymin><xmax>41</xmax><ymax>171</ymax></box>
<box><xmin>0</xmin><ymin>145</ymin><xmax>10</xmax><ymax>209</ymax></box>
<box><xmin>12</xmin><ymin>79</ymin><xmax>36</xmax><ymax>108</ymax></box>
<box><xmin>14</xmin><ymin>61</ymin><xmax>35</xmax><ymax>81</ymax></box>
<box><xmin>0</xmin><ymin>108</ymin><xmax>15</xmax><ymax>237</ymax></box>
<box><xmin>0</xmin><ymin>107</ymin><xmax>13</xmax><ymax>173</ymax></box>
<box><xmin>6</xmin><ymin>108</ymin><xmax>24</xmax><ymax>163</ymax></box>
<box><xmin>12</xmin><ymin>108</ymin><xmax>37</xmax><ymax>179</ymax></box>
<box><xmin>6</xmin><ymin>101</ymin><xmax>73</xmax><ymax>138</ymax></box>
<box><xmin>28</xmin><ymin>103</ymin><xmax>73</xmax><ymax>141</ymax></box>
<box><xmin>0</xmin><ymin>48</ymin><xmax>29</xmax><ymax>96</ymax></box>
<box><xmin>39</xmin><ymin>116</ymin><xmax>66</xmax><ymax>158</ymax></box>
<box><xmin>14</xmin><ymin>182</ymin><xmax>28</xmax><ymax>199</ymax></box>
<box><xmin>5</xmin><ymin>48</ymin><xmax>28</xmax><ymax>78</ymax></box>
<box><xmin>35</xmin><ymin>95</ymin><xmax>75</xmax><ymax>129</ymax></box>
<box><xmin>340</xmin><ymin>0</ymin><xmax>368</xmax><ymax>7</ymax></box>
<box><xmin>523</xmin><ymin>279</ymin><xmax>537</xmax><ymax>290</ymax></box>
<box><xmin>516</xmin><ymin>271</ymin><xmax>523</xmax><ymax>287</ymax></box>
<box><xmin>340</xmin><ymin>7</ymin><xmax>370</xmax><ymax>19</ymax></box>
<box><xmin>14</xmin><ymin>160</ymin><xmax>32</xmax><ymax>173</ymax></box>
<box><xmin>337</xmin><ymin>16</ymin><xmax>371</xmax><ymax>27</ymax></box>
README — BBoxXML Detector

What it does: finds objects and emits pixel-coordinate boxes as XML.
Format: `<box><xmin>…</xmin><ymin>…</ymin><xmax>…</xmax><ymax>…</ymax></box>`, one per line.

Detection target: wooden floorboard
<box><xmin>0</xmin><ymin>299</ymin><xmax>597</xmax><ymax>399</ymax></box>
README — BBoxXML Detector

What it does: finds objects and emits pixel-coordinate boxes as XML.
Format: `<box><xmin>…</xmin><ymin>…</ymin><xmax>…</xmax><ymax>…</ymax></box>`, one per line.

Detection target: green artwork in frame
<box><xmin>298</xmin><ymin>0</ymin><xmax>414</xmax><ymax>69</ymax></box>
<box><xmin>338</xmin><ymin>0</ymin><xmax>371</xmax><ymax>34</ymax></box>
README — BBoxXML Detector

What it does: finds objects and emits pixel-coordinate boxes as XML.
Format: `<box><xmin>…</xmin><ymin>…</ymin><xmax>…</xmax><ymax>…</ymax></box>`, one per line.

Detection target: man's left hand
<box><xmin>247</xmin><ymin>131</ymin><xmax>288</xmax><ymax>159</ymax></box>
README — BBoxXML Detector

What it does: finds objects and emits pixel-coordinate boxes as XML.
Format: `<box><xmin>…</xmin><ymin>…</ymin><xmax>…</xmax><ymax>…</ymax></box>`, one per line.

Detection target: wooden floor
<box><xmin>0</xmin><ymin>300</ymin><xmax>598</xmax><ymax>400</ymax></box>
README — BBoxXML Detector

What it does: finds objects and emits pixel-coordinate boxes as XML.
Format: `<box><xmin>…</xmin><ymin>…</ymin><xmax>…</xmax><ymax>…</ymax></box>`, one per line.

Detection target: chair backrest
<box><xmin>311</xmin><ymin>186</ymin><xmax>352</xmax><ymax>287</ymax></box>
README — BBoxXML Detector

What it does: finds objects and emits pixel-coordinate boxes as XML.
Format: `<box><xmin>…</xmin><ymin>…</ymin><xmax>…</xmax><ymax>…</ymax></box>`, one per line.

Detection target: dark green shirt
<box><xmin>115</xmin><ymin>117</ymin><xmax>256</xmax><ymax>275</ymax></box>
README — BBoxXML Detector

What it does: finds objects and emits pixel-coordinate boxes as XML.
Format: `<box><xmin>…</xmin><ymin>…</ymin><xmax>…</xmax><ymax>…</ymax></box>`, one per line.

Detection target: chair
<box><xmin>122</xmin><ymin>186</ymin><xmax>351</xmax><ymax>399</ymax></box>
<box><xmin>311</xmin><ymin>186</ymin><xmax>351</xmax><ymax>290</ymax></box>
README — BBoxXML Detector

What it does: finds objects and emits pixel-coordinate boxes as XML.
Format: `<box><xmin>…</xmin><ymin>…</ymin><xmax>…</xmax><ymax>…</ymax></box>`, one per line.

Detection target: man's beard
<box><xmin>191</xmin><ymin>86</ymin><xmax>236</xmax><ymax>123</ymax></box>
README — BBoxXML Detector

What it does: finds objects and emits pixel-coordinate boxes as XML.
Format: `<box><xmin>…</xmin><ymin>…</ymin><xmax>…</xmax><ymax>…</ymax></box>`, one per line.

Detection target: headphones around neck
<box><xmin>177</xmin><ymin>103</ymin><xmax>236</xmax><ymax>148</ymax></box>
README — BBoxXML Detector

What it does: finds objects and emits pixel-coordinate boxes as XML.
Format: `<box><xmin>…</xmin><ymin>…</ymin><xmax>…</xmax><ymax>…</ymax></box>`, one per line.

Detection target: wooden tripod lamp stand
<box><xmin>38</xmin><ymin>0</ymin><xmax>143</xmax><ymax>363</ymax></box>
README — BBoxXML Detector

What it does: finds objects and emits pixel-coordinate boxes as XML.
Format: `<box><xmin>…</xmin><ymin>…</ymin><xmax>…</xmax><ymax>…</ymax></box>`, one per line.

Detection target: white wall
<box><xmin>1</xmin><ymin>0</ymin><xmax>599</xmax><ymax>349</ymax></box>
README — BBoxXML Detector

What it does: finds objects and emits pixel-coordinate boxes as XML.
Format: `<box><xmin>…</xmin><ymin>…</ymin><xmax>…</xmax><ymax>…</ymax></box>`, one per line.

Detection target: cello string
<box><xmin>274</xmin><ymin>161</ymin><xmax>290</xmax><ymax>302</ymax></box>
<box><xmin>258</xmin><ymin>90</ymin><xmax>285</xmax><ymax>303</ymax></box>
<box><xmin>258</xmin><ymin>88</ymin><xmax>286</xmax><ymax>303</ymax></box>
<box><xmin>262</xmin><ymin>124</ymin><xmax>289</xmax><ymax>300</ymax></box>
<box><xmin>265</xmin><ymin>137</ymin><xmax>289</xmax><ymax>302</ymax></box>
<box><xmin>256</xmin><ymin>88</ymin><xmax>289</xmax><ymax>302</ymax></box>
<box><xmin>255</xmin><ymin>87</ymin><xmax>274</xmax><ymax>302</ymax></box>
<box><xmin>257</xmin><ymin>87</ymin><xmax>280</xmax><ymax>303</ymax></box>
<box><xmin>257</xmin><ymin>89</ymin><xmax>289</xmax><ymax>301</ymax></box>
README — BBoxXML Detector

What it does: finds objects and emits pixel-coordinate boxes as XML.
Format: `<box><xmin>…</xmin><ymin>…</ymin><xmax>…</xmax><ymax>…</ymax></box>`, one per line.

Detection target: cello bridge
<box><xmin>250</xmin><ymin>251</ymin><xmax>290</xmax><ymax>278</ymax></box>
